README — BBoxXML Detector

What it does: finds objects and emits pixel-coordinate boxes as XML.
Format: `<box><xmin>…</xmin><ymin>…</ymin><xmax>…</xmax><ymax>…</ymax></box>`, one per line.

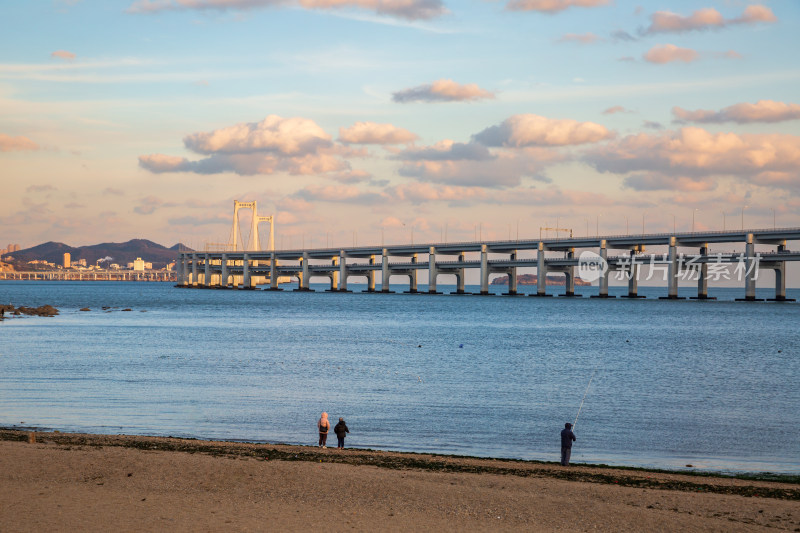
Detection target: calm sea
<box><xmin>1</xmin><ymin>281</ymin><xmax>798</xmax><ymax>474</ymax></box>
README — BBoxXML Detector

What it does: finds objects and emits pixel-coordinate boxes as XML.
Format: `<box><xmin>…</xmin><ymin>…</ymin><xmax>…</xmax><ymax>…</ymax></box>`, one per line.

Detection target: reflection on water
<box><xmin>1</xmin><ymin>281</ymin><xmax>798</xmax><ymax>474</ymax></box>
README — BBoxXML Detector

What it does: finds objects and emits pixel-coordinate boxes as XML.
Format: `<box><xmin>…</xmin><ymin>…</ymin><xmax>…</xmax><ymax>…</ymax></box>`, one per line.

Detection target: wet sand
<box><xmin>1</xmin><ymin>430</ymin><xmax>798</xmax><ymax>532</ymax></box>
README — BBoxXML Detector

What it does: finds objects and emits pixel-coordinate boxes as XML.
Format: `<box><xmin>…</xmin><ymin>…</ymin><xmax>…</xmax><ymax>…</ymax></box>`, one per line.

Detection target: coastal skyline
<box><xmin>2</xmin><ymin>0</ymin><xmax>799</xmax><ymax>250</ymax></box>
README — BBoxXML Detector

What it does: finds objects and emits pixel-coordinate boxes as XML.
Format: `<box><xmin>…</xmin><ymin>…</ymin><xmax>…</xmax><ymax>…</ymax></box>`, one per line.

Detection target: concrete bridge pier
<box><xmin>295</xmin><ymin>252</ymin><xmax>313</xmax><ymax>291</ymax></box>
<box><xmin>451</xmin><ymin>252</ymin><xmax>467</xmax><ymax>294</ymax></box>
<box><xmin>503</xmin><ymin>250</ymin><xmax>521</xmax><ymax>295</ymax></box>
<box><xmin>242</xmin><ymin>253</ymin><xmax>254</xmax><ymax>289</ymax></box>
<box><xmin>326</xmin><ymin>256</ymin><xmax>341</xmax><ymax>292</ymax></box>
<box><xmin>179</xmin><ymin>255</ymin><xmax>188</xmax><ymax>286</ymax></box>
<box><xmin>366</xmin><ymin>255</ymin><xmax>377</xmax><ymax>292</ymax></box>
<box><xmin>339</xmin><ymin>252</ymin><xmax>351</xmax><ymax>292</ymax></box>
<box><xmin>690</xmin><ymin>244</ymin><xmax>715</xmax><ymax>300</ymax></box>
<box><xmin>660</xmin><ymin>236</ymin><xmax>685</xmax><ymax>300</ymax></box>
<box><xmin>591</xmin><ymin>240</ymin><xmax>615</xmax><ymax>298</ymax></box>
<box><xmin>404</xmin><ymin>255</ymin><xmax>419</xmax><ymax>293</ymax></box>
<box><xmin>427</xmin><ymin>247</ymin><xmax>441</xmax><ymax>294</ymax></box>
<box><xmin>531</xmin><ymin>242</ymin><xmax>552</xmax><ymax>297</ymax></box>
<box><xmin>220</xmin><ymin>253</ymin><xmax>230</xmax><ymax>288</ymax></box>
<box><xmin>561</xmin><ymin>248</ymin><xmax>582</xmax><ymax>297</ymax></box>
<box><xmin>476</xmin><ymin>244</ymin><xmax>492</xmax><ymax>295</ymax></box>
<box><xmin>767</xmin><ymin>246</ymin><xmax>794</xmax><ymax>301</ymax></box>
<box><xmin>203</xmin><ymin>254</ymin><xmax>211</xmax><ymax>287</ymax></box>
<box><xmin>621</xmin><ymin>249</ymin><xmax>644</xmax><ymax>298</ymax></box>
<box><xmin>381</xmin><ymin>249</ymin><xmax>394</xmax><ymax>293</ymax></box>
<box><xmin>736</xmin><ymin>233</ymin><xmax>763</xmax><ymax>301</ymax></box>
<box><xmin>267</xmin><ymin>252</ymin><xmax>283</xmax><ymax>290</ymax></box>
<box><xmin>190</xmin><ymin>254</ymin><xmax>198</xmax><ymax>286</ymax></box>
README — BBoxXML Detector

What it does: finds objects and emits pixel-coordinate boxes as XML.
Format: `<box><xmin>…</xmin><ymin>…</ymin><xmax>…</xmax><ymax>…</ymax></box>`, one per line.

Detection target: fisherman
<box><xmin>560</xmin><ymin>422</ymin><xmax>576</xmax><ymax>466</ymax></box>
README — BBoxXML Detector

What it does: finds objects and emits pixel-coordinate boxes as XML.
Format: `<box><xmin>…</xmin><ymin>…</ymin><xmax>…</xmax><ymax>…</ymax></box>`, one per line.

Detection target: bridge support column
<box><xmin>242</xmin><ymin>253</ymin><xmax>251</xmax><ymax>289</ymax></box>
<box><xmin>477</xmin><ymin>244</ymin><xmax>491</xmax><ymax>295</ymax></box>
<box><xmin>621</xmin><ymin>249</ymin><xmax>644</xmax><ymax>298</ymax></box>
<box><xmin>531</xmin><ymin>242</ymin><xmax>551</xmax><ymax>297</ymax></box>
<box><xmin>268</xmin><ymin>252</ymin><xmax>282</xmax><ymax>290</ymax></box>
<box><xmin>340</xmin><ymin>252</ymin><xmax>350</xmax><ymax>292</ymax></box>
<box><xmin>296</xmin><ymin>252</ymin><xmax>312</xmax><ymax>291</ymax></box>
<box><xmin>191</xmin><ymin>254</ymin><xmax>198</xmax><ymax>286</ymax></box>
<box><xmin>736</xmin><ymin>233</ymin><xmax>763</xmax><ymax>301</ymax></box>
<box><xmin>405</xmin><ymin>254</ymin><xmax>419</xmax><ymax>293</ymax></box>
<box><xmin>366</xmin><ymin>255</ymin><xmax>376</xmax><ymax>292</ymax></box>
<box><xmin>768</xmin><ymin>243</ymin><xmax>794</xmax><ymax>301</ymax></box>
<box><xmin>690</xmin><ymin>244</ymin><xmax>714</xmax><ymax>300</ymax></box>
<box><xmin>504</xmin><ymin>250</ymin><xmax>520</xmax><ymax>295</ymax></box>
<box><xmin>204</xmin><ymin>254</ymin><xmax>211</xmax><ymax>287</ymax></box>
<box><xmin>327</xmin><ymin>256</ymin><xmax>339</xmax><ymax>291</ymax></box>
<box><xmin>660</xmin><ymin>236</ymin><xmax>685</xmax><ymax>299</ymax></box>
<box><xmin>428</xmin><ymin>247</ymin><xmax>440</xmax><ymax>294</ymax></box>
<box><xmin>561</xmin><ymin>248</ymin><xmax>582</xmax><ymax>297</ymax></box>
<box><xmin>220</xmin><ymin>254</ymin><xmax>229</xmax><ymax>288</ymax></box>
<box><xmin>451</xmin><ymin>252</ymin><xmax>467</xmax><ymax>295</ymax></box>
<box><xmin>591</xmin><ymin>240</ymin><xmax>615</xmax><ymax>298</ymax></box>
<box><xmin>381</xmin><ymin>249</ymin><xmax>393</xmax><ymax>293</ymax></box>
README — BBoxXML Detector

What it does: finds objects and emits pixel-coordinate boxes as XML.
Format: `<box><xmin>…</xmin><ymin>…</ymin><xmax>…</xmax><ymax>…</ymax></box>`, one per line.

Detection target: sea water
<box><xmin>1</xmin><ymin>281</ymin><xmax>798</xmax><ymax>474</ymax></box>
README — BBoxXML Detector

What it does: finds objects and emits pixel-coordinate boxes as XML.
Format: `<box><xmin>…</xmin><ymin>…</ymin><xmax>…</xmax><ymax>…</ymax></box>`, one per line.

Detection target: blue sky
<box><xmin>1</xmin><ymin>0</ymin><xmax>799</xmax><ymax>252</ymax></box>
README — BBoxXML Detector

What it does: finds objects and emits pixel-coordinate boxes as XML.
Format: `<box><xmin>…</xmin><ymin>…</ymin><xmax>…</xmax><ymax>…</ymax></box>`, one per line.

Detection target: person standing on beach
<box><xmin>318</xmin><ymin>412</ymin><xmax>330</xmax><ymax>448</ymax></box>
<box><xmin>333</xmin><ymin>417</ymin><xmax>349</xmax><ymax>449</ymax></box>
<box><xmin>561</xmin><ymin>422</ymin><xmax>576</xmax><ymax>466</ymax></box>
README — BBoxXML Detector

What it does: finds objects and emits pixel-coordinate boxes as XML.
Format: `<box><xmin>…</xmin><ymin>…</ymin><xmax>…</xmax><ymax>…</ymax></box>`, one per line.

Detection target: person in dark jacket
<box><xmin>560</xmin><ymin>422</ymin><xmax>577</xmax><ymax>466</ymax></box>
<box><xmin>334</xmin><ymin>417</ymin><xmax>350</xmax><ymax>449</ymax></box>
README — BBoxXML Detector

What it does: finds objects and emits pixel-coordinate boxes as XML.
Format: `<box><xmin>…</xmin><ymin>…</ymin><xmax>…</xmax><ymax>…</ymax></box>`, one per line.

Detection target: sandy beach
<box><xmin>1</xmin><ymin>430</ymin><xmax>798</xmax><ymax>532</ymax></box>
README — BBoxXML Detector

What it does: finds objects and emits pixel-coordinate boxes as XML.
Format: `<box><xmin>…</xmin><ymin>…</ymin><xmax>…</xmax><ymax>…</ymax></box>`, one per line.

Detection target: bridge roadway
<box><xmin>177</xmin><ymin>227</ymin><xmax>800</xmax><ymax>301</ymax></box>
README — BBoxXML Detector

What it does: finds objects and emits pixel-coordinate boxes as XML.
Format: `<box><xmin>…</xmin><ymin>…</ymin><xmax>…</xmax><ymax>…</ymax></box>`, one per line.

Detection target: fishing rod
<box><xmin>573</xmin><ymin>368</ymin><xmax>598</xmax><ymax>430</ymax></box>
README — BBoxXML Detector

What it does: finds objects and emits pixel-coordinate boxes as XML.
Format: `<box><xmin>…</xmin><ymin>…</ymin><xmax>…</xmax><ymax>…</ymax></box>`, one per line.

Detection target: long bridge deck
<box><xmin>177</xmin><ymin>227</ymin><xmax>800</xmax><ymax>301</ymax></box>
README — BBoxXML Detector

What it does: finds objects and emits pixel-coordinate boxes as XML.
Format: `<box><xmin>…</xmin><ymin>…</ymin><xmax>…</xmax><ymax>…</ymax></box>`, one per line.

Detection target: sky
<box><xmin>1</xmin><ymin>0</ymin><xmax>799</xmax><ymax>252</ymax></box>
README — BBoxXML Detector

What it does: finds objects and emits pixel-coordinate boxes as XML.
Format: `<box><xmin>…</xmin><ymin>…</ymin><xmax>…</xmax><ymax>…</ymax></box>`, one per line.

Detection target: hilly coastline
<box><xmin>0</xmin><ymin>240</ymin><xmax>192</xmax><ymax>270</ymax></box>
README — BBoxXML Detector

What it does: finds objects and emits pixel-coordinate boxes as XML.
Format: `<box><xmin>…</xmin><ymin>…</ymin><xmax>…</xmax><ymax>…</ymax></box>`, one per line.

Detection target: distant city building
<box><xmin>74</xmin><ymin>258</ymin><xmax>87</xmax><ymax>267</ymax></box>
<box><xmin>133</xmin><ymin>257</ymin><xmax>145</xmax><ymax>271</ymax></box>
<box><xmin>63</xmin><ymin>253</ymin><xmax>71</xmax><ymax>269</ymax></box>
<box><xmin>110</xmin><ymin>263</ymin><xmax>120</xmax><ymax>270</ymax></box>
<box><xmin>166</xmin><ymin>262</ymin><xmax>175</xmax><ymax>271</ymax></box>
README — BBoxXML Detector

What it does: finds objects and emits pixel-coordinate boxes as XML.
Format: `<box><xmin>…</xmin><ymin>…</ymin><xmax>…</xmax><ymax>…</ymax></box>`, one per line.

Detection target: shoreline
<box><xmin>2</xmin><ymin>429</ymin><xmax>797</xmax><ymax>498</ymax></box>
<box><xmin>2</xmin><ymin>429</ymin><xmax>799</xmax><ymax>531</ymax></box>
<box><xmin>3</xmin><ymin>426</ymin><xmax>798</xmax><ymax>484</ymax></box>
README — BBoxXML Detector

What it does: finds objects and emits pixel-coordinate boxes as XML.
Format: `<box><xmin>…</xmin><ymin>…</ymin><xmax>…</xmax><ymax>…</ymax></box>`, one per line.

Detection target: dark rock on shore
<box><xmin>1</xmin><ymin>304</ymin><xmax>59</xmax><ymax>319</ymax></box>
<box><xmin>17</xmin><ymin>305</ymin><xmax>59</xmax><ymax>317</ymax></box>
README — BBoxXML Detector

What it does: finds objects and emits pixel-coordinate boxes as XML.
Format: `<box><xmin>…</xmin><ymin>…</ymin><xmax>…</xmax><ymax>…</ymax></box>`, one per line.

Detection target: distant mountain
<box><xmin>0</xmin><ymin>239</ymin><xmax>193</xmax><ymax>269</ymax></box>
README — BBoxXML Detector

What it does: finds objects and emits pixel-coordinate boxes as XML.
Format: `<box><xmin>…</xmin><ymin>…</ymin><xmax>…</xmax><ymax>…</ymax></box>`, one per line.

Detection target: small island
<box><xmin>490</xmin><ymin>274</ymin><xmax>592</xmax><ymax>286</ymax></box>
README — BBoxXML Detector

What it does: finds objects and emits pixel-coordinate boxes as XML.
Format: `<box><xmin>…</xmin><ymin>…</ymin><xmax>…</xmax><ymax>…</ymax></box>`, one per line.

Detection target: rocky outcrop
<box><xmin>0</xmin><ymin>304</ymin><xmax>59</xmax><ymax>319</ymax></box>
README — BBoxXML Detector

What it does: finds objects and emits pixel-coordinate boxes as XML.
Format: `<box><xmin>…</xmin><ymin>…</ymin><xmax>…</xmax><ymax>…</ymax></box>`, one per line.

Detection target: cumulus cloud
<box><xmin>644</xmin><ymin>5</ymin><xmax>776</xmax><ymax>34</ymax></box>
<box><xmin>139</xmin><ymin>115</ymin><xmax>350</xmax><ymax>176</ymax></box>
<box><xmin>473</xmin><ymin>114</ymin><xmax>614</xmax><ymax>147</ymax></box>
<box><xmin>0</xmin><ymin>134</ymin><xmax>39</xmax><ymax>152</ymax></box>
<box><xmin>622</xmin><ymin>173</ymin><xmax>717</xmax><ymax>192</ymax></box>
<box><xmin>330</xmin><ymin>169</ymin><xmax>374</xmax><ymax>183</ymax></box>
<box><xmin>51</xmin><ymin>50</ymin><xmax>76</xmax><ymax>60</ymax></box>
<box><xmin>338</xmin><ymin>122</ymin><xmax>418</xmax><ymax>144</ymax></box>
<box><xmin>673</xmin><ymin>100</ymin><xmax>800</xmax><ymax>124</ymax></box>
<box><xmin>127</xmin><ymin>0</ymin><xmax>447</xmax><ymax>20</ymax></box>
<box><xmin>602</xmin><ymin>105</ymin><xmax>629</xmax><ymax>115</ymax></box>
<box><xmin>397</xmin><ymin>149</ymin><xmax>558</xmax><ymax>187</ymax></box>
<box><xmin>134</xmin><ymin>195</ymin><xmax>176</xmax><ymax>215</ymax></box>
<box><xmin>392</xmin><ymin>79</ymin><xmax>494</xmax><ymax>103</ymax></box>
<box><xmin>184</xmin><ymin>115</ymin><xmax>332</xmax><ymax>156</ymax></box>
<box><xmin>393</xmin><ymin>140</ymin><xmax>494</xmax><ymax>161</ymax></box>
<box><xmin>292</xmin><ymin>184</ymin><xmax>390</xmax><ymax>205</ymax></box>
<box><xmin>584</xmin><ymin>127</ymin><xmax>800</xmax><ymax>188</ymax></box>
<box><xmin>505</xmin><ymin>0</ymin><xmax>609</xmax><ymax>13</ymax></box>
<box><xmin>557</xmin><ymin>32</ymin><xmax>601</xmax><ymax>44</ymax></box>
<box><xmin>26</xmin><ymin>185</ymin><xmax>57</xmax><ymax>193</ymax></box>
<box><xmin>643</xmin><ymin>44</ymin><xmax>699</xmax><ymax>64</ymax></box>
